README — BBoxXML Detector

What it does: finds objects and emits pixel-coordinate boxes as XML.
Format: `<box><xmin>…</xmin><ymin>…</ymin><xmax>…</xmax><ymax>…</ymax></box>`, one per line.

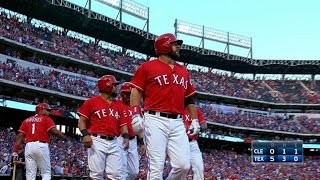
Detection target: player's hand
<box><xmin>59</xmin><ymin>133</ymin><xmax>66</xmax><ymax>140</ymax></box>
<box><xmin>122</xmin><ymin>138</ymin><xmax>129</xmax><ymax>150</ymax></box>
<box><xmin>188</xmin><ymin>119</ymin><xmax>200</xmax><ymax>136</ymax></box>
<box><xmin>132</xmin><ymin>114</ymin><xmax>143</xmax><ymax>134</ymax></box>
<box><xmin>11</xmin><ymin>152</ymin><xmax>18</xmax><ymax>158</ymax></box>
<box><xmin>82</xmin><ymin>135</ymin><xmax>92</xmax><ymax>148</ymax></box>
<box><xmin>11</xmin><ymin>152</ymin><xmax>19</xmax><ymax>162</ymax></box>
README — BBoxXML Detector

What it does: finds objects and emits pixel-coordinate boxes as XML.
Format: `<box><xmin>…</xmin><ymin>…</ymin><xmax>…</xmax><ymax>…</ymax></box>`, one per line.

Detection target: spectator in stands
<box><xmin>0</xmin><ymin>163</ymin><xmax>10</xmax><ymax>174</ymax></box>
<box><xmin>11</xmin><ymin>148</ymin><xmax>26</xmax><ymax>180</ymax></box>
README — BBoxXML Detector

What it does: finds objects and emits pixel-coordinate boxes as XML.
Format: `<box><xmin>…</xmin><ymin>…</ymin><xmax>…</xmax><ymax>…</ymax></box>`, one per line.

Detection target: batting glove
<box><xmin>188</xmin><ymin>119</ymin><xmax>200</xmax><ymax>136</ymax></box>
<box><xmin>132</xmin><ymin>114</ymin><xmax>143</xmax><ymax>133</ymax></box>
<box><xmin>131</xmin><ymin>105</ymin><xmax>143</xmax><ymax>134</ymax></box>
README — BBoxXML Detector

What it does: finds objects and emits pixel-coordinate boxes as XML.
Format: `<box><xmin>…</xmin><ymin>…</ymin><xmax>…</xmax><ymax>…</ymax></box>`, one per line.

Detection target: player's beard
<box><xmin>123</xmin><ymin>99</ymin><xmax>129</xmax><ymax>104</ymax></box>
<box><xmin>168</xmin><ymin>51</ymin><xmax>180</xmax><ymax>60</ymax></box>
<box><xmin>121</xmin><ymin>93</ymin><xmax>130</xmax><ymax>104</ymax></box>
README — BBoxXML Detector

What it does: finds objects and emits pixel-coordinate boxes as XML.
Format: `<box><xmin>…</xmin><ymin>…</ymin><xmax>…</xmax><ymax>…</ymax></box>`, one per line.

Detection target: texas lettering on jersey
<box><xmin>123</xmin><ymin>109</ymin><xmax>132</xmax><ymax>118</ymax></box>
<box><xmin>183</xmin><ymin>108</ymin><xmax>205</xmax><ymax>140</ymax></box>
<box><xmin>183</xmin><ymin>114</ymin><xmax>192</xmax><ymax>122</ymax></box>
<box><xmin>77</xmin><ymin>96</ymin><xmax>127</xmax><ymax>136</ymax></box>
<box><xmin>130</xmin><ymin>59</ymin><xmax>196</xmax><ymax>114</ymax></box>
<box><xmin>154</xmin><ymin>74</ymin><xmax>188</xmax><ymax>89</ymax></box>
<box><xmin>93</xmin><ymin>108</ymin><xmax>120</xmax><ymax>120</ymax></box>
<box><xmin>117</xmin><ymin>101</ymin><xmax>135</xmax><ymax>137</ymax></box>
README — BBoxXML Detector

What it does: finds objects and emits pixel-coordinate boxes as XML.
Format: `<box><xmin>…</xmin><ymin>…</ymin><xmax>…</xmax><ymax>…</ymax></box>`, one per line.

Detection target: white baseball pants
<box><xmin>25</xmin><ymin>141</ymin><xmax>51</xmax><ymax>180</ymax></box>
<box><xmin>144</xmin><ymin>113</ymin><xmax>191</xmax><ymax>180</ymax></box>
<box><xmin>88</xmin><ymin>136</ymin><xmax>123</xmax><ymax>180</ymax></box>
<box><xmin>117</xmin><ymin>136</ymin><xmax>140</xmax><ymax>180</ymax></box>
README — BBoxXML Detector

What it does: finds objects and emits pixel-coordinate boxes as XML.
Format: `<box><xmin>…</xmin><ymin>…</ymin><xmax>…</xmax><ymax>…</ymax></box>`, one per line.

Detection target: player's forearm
<box><xmin>200</xmin><ymin>121</ymin><xmax>207</xmax><ymax>130</ymax></box>
<box><xmin>120</xmin><ymin>125</ymin><xmax>129</xmax><ymax>135</ymax></box>
<box><xmin>78</xmin><ymin>117</ymin><xmax>87</xmax><ymax>131</ymax></box>
<box><xmin>137</xmin><ymin>131</ymin><xmax>144</xmax><ymax>139</ymax></box>
<box><xmin>78</xmin><ymin>117</ymin><xmax>91</xmax><ymax>137</ymax></box>
<box><xmin>14</xmin><ymin>161</ymin><xmax>26</xmax><ymax>165</ymax></box>
<box><xmin>186</xmin><ymin>104</ymin><xmax>198</xmax><ymax>119</ymax></box>
<box><xmin>50</xmin><ymin>128</ymin><xmax>65</xmax><ymax>139</ymax></box>
<box><xmin>13</xmin><ymin>133</ymin><xmax>25</xmax><ymax>152</ymax></box>
<box><xmin>15</xmin><ymin>133</ymin><xmax>25</xmax><ymax>146</ymax></box>
<box><xmin>130</xmin><ymin>88</ymin><xmax>142</xmax><ymax>106</ymax></box>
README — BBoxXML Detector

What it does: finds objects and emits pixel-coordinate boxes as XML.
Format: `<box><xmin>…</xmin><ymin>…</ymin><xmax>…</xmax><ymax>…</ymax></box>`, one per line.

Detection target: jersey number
<box><xmin>32</xmin><ymin>123</ymin><xmax>36</xmax><ymax>134</ymax></box>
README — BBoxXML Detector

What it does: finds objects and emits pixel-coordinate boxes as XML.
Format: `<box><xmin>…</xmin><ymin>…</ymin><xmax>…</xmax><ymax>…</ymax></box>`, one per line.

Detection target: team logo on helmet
<box><xmin>98</xmin><ymin>75</ymin><xmax>120</xmax><ymax>92</ymax></box>
<box><xmin>120</xmin><ymin>82</ymin><xmax>132</xmax><ymax>93</ymax></box>
<box><xmin>35</xmin><ymin>103</ymin><xmax>51</xmax><ymax>114</ymax></box>
<box><xmin>154</xmin><ymin>33</ymin><xmax>183</xmax><ymax>54</ymax></box>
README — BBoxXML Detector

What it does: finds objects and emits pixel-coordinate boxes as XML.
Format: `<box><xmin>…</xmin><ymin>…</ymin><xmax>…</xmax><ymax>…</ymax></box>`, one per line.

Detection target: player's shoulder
<box><xmin>38</xmin><ymin>114</ymin><xmax>52</xmax><ymax>119</ymax></box>
<box><xmin>112</xmin><ymin>99</ymin><xmax>124</xmax><ymax>106</ymax></box>
<box><xmin>141</xmin><ymin>58</ymin><xmax>161</xmax><ymax>66</ymax></box>
<box><xmin>26</xmin><ymin>114</ymin><xmax>37</xmax><ymax>119</ymax></box>
<box><xmin>175</xmin><ymin>62</ymin><xmax>188</xmax><ymax>70</ymax></box>
<box><xmin>26</xmin><ymin>114</ymin><xmax>52</xmax><ymax>122</ymax></box>
<box><xmin>80</xmin><ymin>96</ymin><xmax>102</xmax><ymax>108</ymax></box>
<box><xmin>113</xmin><ymin>99</ymin><xmax>123</xmax><ymax>105</ymax></box>
<box><xmin>174</xmin><ymin>62</ymin><xmax>185</xmax><ymax>67</ymax></box>
<box><xmin>112</xmin><ymin>99</ymin><xmax>127</xmax><ymax>109</ymax></box>
<box><xmin>86</xmin><ymin>95</ymin><xmax>101</xmax><ymax>102</ymax></box>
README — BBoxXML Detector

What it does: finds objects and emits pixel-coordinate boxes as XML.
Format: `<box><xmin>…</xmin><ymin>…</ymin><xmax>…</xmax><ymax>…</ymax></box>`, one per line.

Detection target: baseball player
<box><xmin>117</xmin><ymin>82</ymin><xmax>143</xmax><ymax>180</ymax></box>
<box><xmin>129</xmin><ymin>33</ymin><xmax>201</xmax><ymax>180</ymax></box>
<box><xmin>78</xmin><ymin>75</ymin><xmax>130</xmax><ymax>180</ymax></box>
<box><xmin>183</xmin><ymin>107</ymin><xmax>207</xmax><ymax>180</ymax></box>
<box><xmin>12</xmin><ymin>103</ymin><xmax>65</xmax><ymax>180</ymax></box>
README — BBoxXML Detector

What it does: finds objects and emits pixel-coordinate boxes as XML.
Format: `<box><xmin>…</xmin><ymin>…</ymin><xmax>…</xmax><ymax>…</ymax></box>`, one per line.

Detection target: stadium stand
<box><xmin>0</xmin><ymin>12</ymin><xmax>319</xmax><ymax>104</ymax></box>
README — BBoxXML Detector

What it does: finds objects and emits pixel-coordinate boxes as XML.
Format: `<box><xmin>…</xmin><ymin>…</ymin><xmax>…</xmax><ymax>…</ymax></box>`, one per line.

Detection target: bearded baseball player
<box><xmin>117</xmin><ymin>82</ymin><xmax>143</xmax><ymax>180</ymax></box>
<box><xmin>78</xmin><ymin>75</ymin><xmax>130</xmax><ymax>180</ymax></box>
<box><xmin>183</xmin><ymin>107</ymin><xmax>207</xmax><ymax>180</ymax></box>
<box><xmin>129</xmin><ymin>33</ymin><xmax>201</xmax><ymax>180</ymax></box>
<box><xmin>13</xmin><ymin>103</ymin><xmax>65</xmax><ymax>180</ymax></box>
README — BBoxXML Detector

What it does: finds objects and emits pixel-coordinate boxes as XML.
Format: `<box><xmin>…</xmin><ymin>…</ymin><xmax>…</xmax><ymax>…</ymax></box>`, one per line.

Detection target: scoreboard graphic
<box><xmin>252</xmin><ymin>141</ymin><xmax>303</xmax><ymax>163</ymax></box>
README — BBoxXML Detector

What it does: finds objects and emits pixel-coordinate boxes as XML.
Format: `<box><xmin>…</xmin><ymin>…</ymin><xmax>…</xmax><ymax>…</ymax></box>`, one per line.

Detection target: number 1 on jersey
<box><xmin>32</xmin><ymin>123</ymin><xmax>36</xmax><ymax>134</ymax></box>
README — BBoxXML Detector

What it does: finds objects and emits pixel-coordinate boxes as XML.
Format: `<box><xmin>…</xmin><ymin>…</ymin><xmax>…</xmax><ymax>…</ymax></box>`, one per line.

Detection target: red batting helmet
<box><xmin>98</xmin><ymin>75</ymin><xmax>120</xmax><ymax>92</ymax></box>
<box><xmin>154</xmin><ymin>33</ymin><xmax>183</xmax><ymax>54</ymax></box>
<box><xmin>35</xmin><ymin>103</ymin><xmax>51</xmax><ymax>114</ymax></box>
<box><xmin>120</xmin><ymin>82</ymin><xmax>132</xmax><ymax>93</ymax></box>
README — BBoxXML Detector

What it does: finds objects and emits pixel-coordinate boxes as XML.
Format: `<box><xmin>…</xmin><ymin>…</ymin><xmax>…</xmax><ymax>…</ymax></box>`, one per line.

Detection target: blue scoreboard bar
<box><xmin>252</xmin><ymin>141</ymin><xmax>303</xmax><ymax>163</ymax></box>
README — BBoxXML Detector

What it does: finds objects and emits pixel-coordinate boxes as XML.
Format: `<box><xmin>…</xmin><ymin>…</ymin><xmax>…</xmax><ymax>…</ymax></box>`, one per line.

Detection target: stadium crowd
<box><xmin>1</xmin><ymin>11</ymin><xmax>320</xmax><ymax>105</ymax></box>
<box><xmin>1</xmin><ymin>128</ymin><xmax>320</xmax><ymax>179</ymax></box>
<box><xmin>200</xmin><ymin>104</ymin><xmax>312</xmax><ymax>134</ymax></box>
